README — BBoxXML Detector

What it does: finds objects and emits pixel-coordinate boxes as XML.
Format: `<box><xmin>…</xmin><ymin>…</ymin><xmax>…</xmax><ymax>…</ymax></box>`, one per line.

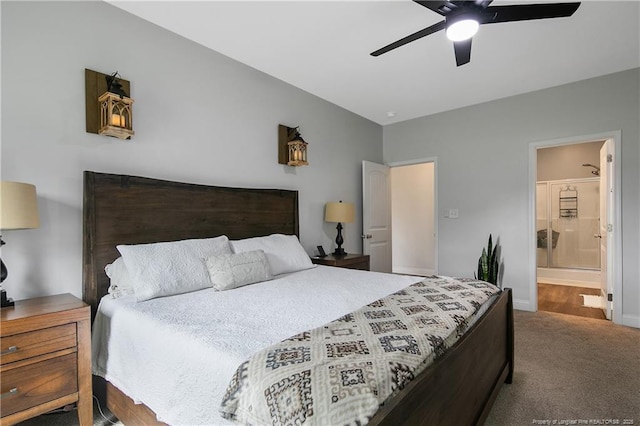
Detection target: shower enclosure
<box><xmin>536</xmin><ymin>178</ymin><xmax>600</xmax><ymax>283</ymax></box>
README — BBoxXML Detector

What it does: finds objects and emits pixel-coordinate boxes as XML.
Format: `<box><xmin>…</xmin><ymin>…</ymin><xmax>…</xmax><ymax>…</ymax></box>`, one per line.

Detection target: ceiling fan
<box><xmin>371</xmin><ymin>1</ymin><xmax>581</xmax><ymax>66</ymax></box>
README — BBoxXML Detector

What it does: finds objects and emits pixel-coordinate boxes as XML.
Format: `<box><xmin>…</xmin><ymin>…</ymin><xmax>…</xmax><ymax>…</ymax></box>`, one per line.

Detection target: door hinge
<box><xmin>607</xmin><ymin>293</ymin><xmax>613</xmax><ymax>302</ymax></box>
<box><xmin>607</xmin><ymin>224</ymin><xmax>613</xmax><ymax>232</ymax></box>
<box><xmin>607</xmin><ymin>154</ymin><xmax>613</xmax><ymax>163</ymax></box>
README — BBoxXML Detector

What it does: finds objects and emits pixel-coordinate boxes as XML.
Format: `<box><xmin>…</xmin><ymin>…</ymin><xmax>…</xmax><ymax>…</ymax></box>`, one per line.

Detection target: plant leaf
<box><xmin>480</xmin><ymin>247</ymin><xmax>488</xmax><ymax>280</ymax></box>
<box><xmin>487</xmin><ymin>234</ymin><xmax>493</xmax><ymax>261</ymax></box>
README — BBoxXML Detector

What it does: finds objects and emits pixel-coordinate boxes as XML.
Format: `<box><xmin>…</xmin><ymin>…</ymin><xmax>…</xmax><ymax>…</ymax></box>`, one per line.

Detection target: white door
<box><xmin>362</xmin><ymin>161</ymin><xmax>392</xmax><ymax>272</ymax></box>
<box><xmin>599</xmin><ymin>139</ymin><xmax>614</xmax><ymax>320</ymax></box>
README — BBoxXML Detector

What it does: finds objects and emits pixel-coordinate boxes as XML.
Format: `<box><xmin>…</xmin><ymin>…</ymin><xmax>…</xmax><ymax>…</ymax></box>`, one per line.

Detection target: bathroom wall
<box><xmin>537</xmin><ymin>141</ymin><xmax>604</xmax><ymax>181</ymax></box>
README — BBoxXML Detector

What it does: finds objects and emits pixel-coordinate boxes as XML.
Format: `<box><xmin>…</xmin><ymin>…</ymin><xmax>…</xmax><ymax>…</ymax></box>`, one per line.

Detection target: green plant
<box><xmin>475</xmin><ymin>234</ymin><xmax>500</xmax><ymax>287</ymax></box>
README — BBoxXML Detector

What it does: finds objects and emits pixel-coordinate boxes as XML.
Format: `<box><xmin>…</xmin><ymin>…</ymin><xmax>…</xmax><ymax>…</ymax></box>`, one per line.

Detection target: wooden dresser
<box><xmin>311</xmin><ymin>253</ymin><xmax>370</xmax><ymax>271</ymax></box>
<box><xmin>0</xmin><ymin>294</ymin><xmax>92</xmax><ymax>425</ymax></box>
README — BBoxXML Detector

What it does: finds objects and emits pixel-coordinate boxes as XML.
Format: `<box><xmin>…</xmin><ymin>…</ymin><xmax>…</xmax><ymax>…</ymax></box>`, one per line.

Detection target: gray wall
<box><xmin>383</xmin><ymin>69</ymin><xmax>640</xmax><ymax>327</ymax></box>
<box><xmin>1</xmin><ymin>1</ymin><xmax>381</xmax><ymax>301</ymax></box>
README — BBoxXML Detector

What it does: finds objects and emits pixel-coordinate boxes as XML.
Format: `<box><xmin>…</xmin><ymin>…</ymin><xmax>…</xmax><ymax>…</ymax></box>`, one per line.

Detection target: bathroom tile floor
<box><xmin>537</xmin><ymin>283</ymin><xmax>606</xmax><ymax>320</ymax></box>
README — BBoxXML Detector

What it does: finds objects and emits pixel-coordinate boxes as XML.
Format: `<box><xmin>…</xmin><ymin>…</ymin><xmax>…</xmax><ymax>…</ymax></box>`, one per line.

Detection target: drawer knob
<box><xmin>1</xmin><ymin>346</ymin><xmax>18</xmax><ymax>356</ymax></box>
<box><xmin>1</xmin><ymin>388</ymin><xmax>18</xmax><ymax>399</ymax></box>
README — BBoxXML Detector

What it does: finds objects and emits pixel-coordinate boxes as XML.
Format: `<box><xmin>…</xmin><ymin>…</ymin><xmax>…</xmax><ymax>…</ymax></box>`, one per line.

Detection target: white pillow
<box><xmin>105</xmin><ymin>257</ymin><xmax>135</xmax><ymax>298</ymax></box>
<box><xmin>117</xmin><ymin>235</ymin><xmax>232</xmax><ymax>302</ymax></box>
<box><xmin>230</xmin><ymin>234</ymin><xmax>314</xmax><ymax>276</ymax></box>
<box><xmin>205</xmin><ymin>250</ymin><xmax>273</xmax><ymax>291</ymax></box>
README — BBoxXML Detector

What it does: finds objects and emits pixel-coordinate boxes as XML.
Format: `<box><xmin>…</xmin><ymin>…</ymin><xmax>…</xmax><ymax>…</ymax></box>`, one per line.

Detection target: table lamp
<box><xmin>324</xmin><ymin>201</ymin><xmax>355</xmax><ymax>256</ymax></box>
<box><xmin>0</xmin><ymin>181</ymin><xmax>40</xmax><ymax>307</ymax></box>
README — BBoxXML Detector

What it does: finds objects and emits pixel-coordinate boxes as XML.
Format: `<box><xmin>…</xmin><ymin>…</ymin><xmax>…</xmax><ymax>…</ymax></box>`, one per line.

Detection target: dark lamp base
<box><xmin>333</xmin><ymin>222</ymin><xmax>348</xmax><ymax>257</ymax></box>
<box><xmin>1</xmin><ymin>289</ymin><xmax>15</xmax><ymax>308</ymax></box>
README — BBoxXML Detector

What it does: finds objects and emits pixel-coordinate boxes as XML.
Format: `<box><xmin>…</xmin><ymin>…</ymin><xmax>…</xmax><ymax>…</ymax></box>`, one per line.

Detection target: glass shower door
<box><xmin>550</xmin><ymin>180</ymin><xmax>600</xmax><ymax>269</ymax></box>
<box><xmin>536</xmin><ymin>183</ymin><xmax>549</xmax><ymax>268</ymax></box>
<box><xmin>537</xmin><ymin>179</ymin><xmax>600</xmax><ymax>270</ymax></box>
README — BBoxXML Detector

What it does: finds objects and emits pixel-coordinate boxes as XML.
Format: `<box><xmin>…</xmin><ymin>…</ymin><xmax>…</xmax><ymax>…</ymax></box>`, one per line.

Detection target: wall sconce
<box><xmin>85</xmin><ymin>68</ymin><xmax>134</xmax><ymax>140</ymax></box>
<box><xmin>278</xmin><ymin>124</ymin><xmax>308</xmax><ymax>166</ymax></box>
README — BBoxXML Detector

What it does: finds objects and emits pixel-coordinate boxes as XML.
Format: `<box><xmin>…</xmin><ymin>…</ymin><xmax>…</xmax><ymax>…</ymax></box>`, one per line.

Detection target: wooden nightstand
<box><xmin>311</xmin><ymin>253</ymin><xmax>370</xmax><ymax>271</ymax></box>
<box><xmin>0</xmin><ymin>294</ymin><xmax>92</xmax><ymax>426</ymax></box>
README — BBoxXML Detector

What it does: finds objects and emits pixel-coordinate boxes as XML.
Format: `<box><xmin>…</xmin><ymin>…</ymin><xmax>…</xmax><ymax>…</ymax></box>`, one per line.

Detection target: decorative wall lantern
<box><xmin>98</xmin><ymin>73</ymin><xmax>134</xmax><ymax>139</ymax></box>
<box><xmin>278</xmin><ymin>124</ymin><xmax>308</xmax><ymax>166</ymax></box>
<box><xmin>85</xmin><ymin>69</ymin><xmax>134</xmax><ymax>140</ymax></box>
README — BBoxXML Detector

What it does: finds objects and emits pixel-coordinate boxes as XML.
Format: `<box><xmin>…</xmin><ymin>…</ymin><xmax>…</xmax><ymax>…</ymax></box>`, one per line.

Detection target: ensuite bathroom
<box><xmin>536</xmin><ymin>140</ymin><xmax>607</xmax><ymax>320</ymax></box>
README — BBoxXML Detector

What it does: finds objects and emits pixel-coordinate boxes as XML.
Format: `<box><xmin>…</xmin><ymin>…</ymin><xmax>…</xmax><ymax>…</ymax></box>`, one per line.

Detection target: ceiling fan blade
<box><xmin>453</xmin><ymin>39</ymin><xmax>472</xmax><ymax>66</ymax></box>
<box><xmin>370</xmin><ymin>20</ymin><xmax>446</xmax><ymax>57</ymax></box>
<box><xmin>414</xmin><ymin>0</ymin><xmax>495</xmax><ymax>14</ymax></box>
<box><xmin>481</xmin><ymin>3</ymin><xmax>580</xmax><ymax>24</ymax></box>
<box><xmin>413</xmin><ymin>1</ymin><xmax>458</xmax><ymax>16</ymax></box>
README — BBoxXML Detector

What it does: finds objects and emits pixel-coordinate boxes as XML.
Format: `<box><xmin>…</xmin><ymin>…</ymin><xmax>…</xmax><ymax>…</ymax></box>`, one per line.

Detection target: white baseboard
<box><xmin>513</xmin><ymin>298</ymin><xmax>535</xmax><ymax>312</ymax></box>
<box><xmin>622</xmin><ymin>314</ymin><xmax>640</xmax><ymax>329</ymax></box>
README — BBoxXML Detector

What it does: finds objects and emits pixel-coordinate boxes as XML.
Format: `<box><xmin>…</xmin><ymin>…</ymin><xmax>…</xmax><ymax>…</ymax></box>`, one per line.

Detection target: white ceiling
<box><xmin>108</xmin><ymin>1</ymin><xmax>640</xmax><ymax>125</ymax></box>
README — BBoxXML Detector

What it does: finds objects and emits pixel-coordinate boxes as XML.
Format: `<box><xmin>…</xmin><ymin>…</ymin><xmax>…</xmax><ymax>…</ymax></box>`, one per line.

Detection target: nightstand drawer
<box><xmin>311</xmin><ymin>254</ymin><xmax>370</xmax><ymax>271</ymax></box>
<box><xmin>1</xmin><ymin>352</ymin><xmax>78</xmax><ymax>417</ymax></box>
<box><xmin>1</xmin><ymin>323</ymin><xmax>76</xmax><ymax>365</ymax></box>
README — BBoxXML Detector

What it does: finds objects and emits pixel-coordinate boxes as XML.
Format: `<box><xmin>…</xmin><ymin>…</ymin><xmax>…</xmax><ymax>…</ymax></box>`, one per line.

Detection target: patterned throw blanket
<box><xmin>220</xmin><ymin>276</ymin><xmax>500</xmax><ymax>425</ymax></box>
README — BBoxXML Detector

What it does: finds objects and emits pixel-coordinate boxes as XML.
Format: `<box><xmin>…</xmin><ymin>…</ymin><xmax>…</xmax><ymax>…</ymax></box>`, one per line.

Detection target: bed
<box><xmin>83</xmin><ymin>171</ymin><xmax>514</xmax><ymax>426</ymax></box>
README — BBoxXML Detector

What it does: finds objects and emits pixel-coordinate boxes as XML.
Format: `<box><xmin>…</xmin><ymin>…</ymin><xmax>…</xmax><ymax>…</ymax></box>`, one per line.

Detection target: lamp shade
<box><xmin>325</xmin><ymin>201</ymin><xmax>355</xmax><ymax>224</ymax></box>
<box><xmin>0</xmin><ymin>182</ymin><xmax>40</xmax><ymax>230</ymax></box>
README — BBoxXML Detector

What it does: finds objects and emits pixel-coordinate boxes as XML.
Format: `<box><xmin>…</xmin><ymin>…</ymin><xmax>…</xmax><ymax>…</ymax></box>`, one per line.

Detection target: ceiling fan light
<box><xmin>446</xmin><ymin>18</ymin><xmax>479</xmax><ymax>42</ymax></box>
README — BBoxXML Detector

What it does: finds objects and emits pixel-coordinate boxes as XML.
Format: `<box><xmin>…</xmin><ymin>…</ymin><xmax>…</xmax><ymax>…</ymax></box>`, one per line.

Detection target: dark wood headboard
<box><xmin>82</xmin><ymin>171</ymin><xmax>299</xmax><ymax>319</ymax></box>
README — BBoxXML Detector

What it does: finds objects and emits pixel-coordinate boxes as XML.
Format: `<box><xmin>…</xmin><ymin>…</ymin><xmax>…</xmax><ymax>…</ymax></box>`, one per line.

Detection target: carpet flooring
<box><xmin>16</xmin><ymin>310</ymin><xmax>639</xmax><ymax>426</ymax></box>
<box><xmin>485</xmin><ymin>310</ymin><xmax>640</xmax><ymax>425</ymax></box>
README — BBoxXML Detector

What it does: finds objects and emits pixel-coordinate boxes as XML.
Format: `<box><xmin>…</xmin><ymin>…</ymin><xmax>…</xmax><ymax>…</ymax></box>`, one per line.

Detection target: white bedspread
<box><xmin>92</xmin><ymin>265</ymin><xmax>423</xmax><ymax>426</ymax></box>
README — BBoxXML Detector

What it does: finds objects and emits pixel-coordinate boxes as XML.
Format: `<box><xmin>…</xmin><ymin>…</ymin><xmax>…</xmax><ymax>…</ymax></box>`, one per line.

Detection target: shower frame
<box><xmin>537</xmin><ymin>177</ymin><xmax>600</xmax><ymax>271</ymax></box>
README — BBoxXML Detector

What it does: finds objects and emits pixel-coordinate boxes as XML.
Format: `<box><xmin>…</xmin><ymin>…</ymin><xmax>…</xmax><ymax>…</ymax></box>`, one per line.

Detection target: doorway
<box><xmin>362</xmin><ymin>159</ymin><xmax>437</xmax><ymax>275</ymax></box>
<box><xmin>529</xmin><ymin>132</ymin><xmax>621</xmax><ymax>323</ymax></box>
<box><xmin>390</xmin><ymin>162</ymin><xmax>436</xmax><ymax>275</ymax></box>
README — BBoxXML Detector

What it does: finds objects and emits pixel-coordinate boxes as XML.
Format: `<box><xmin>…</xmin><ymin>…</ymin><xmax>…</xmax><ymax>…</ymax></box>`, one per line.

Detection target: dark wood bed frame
<box><xmin>83</xmin><ymin>171</ymin><xmax>513</xmax><ymax>426</ymax></box>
